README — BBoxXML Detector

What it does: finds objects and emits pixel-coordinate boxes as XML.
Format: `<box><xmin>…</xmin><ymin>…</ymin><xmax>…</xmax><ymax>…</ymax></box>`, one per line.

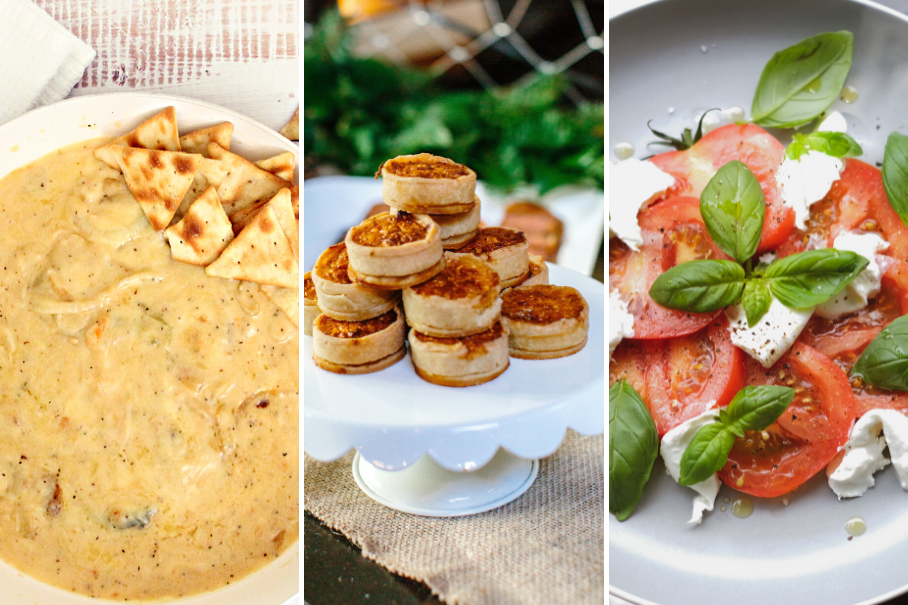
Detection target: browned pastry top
<box><xmin>413</xmin><ymin>321</ymin><xmax>504</xmax><ymax>355</ymax></box>
<box><xmin>316</xmin><ymin>308</ymin><xmax>398</xmax><ymax>339</ymax></box>
<box><xmin>501</xmin><ymin>286</ymin><xmax>586</xmax><ymax>324</ymax></box>
<box><xmin>381</xmin><ymin>155</ymin><xmax>470</xmax><ymax>179</ymax></box>
<box><xmin>304</xmin><ymin>272</ymin><xmax>317</xmax><ymax>301</ymax></box>
<box><xmin>350</xmin><ymin>212</ymin><xmax>429</xmax><ymax>247</ymax></box>
<box><xmin>314</xmin><ymin>243</ymin><xmax>352</xmax><ymax>284</ymax></box>
<box><xmin>452</xmin><ymin>227</ymin><xmax>526</xmax><ymax>256</ymax></box>
<box><xmin>409</xmin><ymin>256</ymin><xmax>498</xmax><ymax>299</ymax></box>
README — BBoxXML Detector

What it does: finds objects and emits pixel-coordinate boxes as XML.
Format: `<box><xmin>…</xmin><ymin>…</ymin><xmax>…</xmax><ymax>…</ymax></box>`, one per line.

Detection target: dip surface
<box><xmin>0</xmin><ymin>140</ymin><xmax>299</xmax><ymax>600</ymax></box>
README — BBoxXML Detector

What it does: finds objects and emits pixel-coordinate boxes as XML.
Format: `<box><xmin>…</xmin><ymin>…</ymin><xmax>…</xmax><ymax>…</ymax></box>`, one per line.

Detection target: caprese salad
<box><xmin>609</xmin><ymin>30</ymin><xmax>908</xmax><ymax>524</ymax></box>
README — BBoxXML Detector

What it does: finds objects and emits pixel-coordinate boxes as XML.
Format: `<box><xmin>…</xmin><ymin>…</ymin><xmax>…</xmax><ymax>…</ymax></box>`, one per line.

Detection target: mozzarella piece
<box><xmin>609</xmin><ymin>289</ymin><xmax>634</xmax><ymax>355</ymax></box>
<box><xmin>777</xmin><ymin>150</ymin><xmax>845</xmax><ymax>230</ymax></box>
<box><xmin>660</xmin><ymin>409</ymin><xmax>721</xmax><ymax>525</ymax></box>
<box><xmin>608</xmin><ymin>158</ymin><xmax>675</xmax><ymax>250</ymax></box>
<box><xmin>818</xmin><ymin>111</ymin><xmax>847</xmax><ymax>133</ymax></box>
<box><xmin>829</xmin><ymin>410</ymin><xmax>908</xmax><ymax>499</ymax></box>
<box><xmin>759</xmin><ymin>252</ymin><xmax>777</xmax><ymax>266</ymax></box>
<box><xmin>815</xmin><ymin>232</ymin><xmax>889</xmax><ymax>319</ymax></box>
<box><xmin>726</xmin><ymin>296</ymin><xmax>813</xmax><ymax>368</ymax></box>
<box><xmin>699</xmin><ymin>106</ymin><xmax>747</xmax><ymax>135</ymax></box>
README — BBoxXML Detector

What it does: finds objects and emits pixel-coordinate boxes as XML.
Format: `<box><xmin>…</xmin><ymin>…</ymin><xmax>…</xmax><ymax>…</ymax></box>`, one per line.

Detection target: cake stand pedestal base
<box><xmin>352</xmin><ymin>449</ymin><xmax>538</xmax><ymax>517</ymax></box>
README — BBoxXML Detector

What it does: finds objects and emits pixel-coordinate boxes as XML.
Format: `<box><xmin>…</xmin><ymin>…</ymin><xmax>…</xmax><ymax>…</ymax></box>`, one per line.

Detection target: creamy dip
<box><xmin>0</xmin><ymin>140</ymin><xmax>299</xmax><ymax>600</ymax></box>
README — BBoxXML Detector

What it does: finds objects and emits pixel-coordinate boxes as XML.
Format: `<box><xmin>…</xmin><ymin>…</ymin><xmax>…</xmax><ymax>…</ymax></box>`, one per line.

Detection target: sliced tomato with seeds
<box><xmin>649</xmin><ymin>123</ymin><xmax>793</xmax><ymax>253</ymax></box>
<box><xmin>798</xmin><ymin>258</ymin><xmax>908</xmax><ymax>417</ymax></box>
<box><xmin>777</xmin><ymin>159</ymin><xmax>908</xmax><ymax>260</ymax></box>
<box><xmin>608</xmin><ymin>339</ymin><xmax>648</xmax><ymax>398</ymax></box>
<box><xmin>609</xmin><ymin>196</ymin><xmax>728</xmax><ymax>339</ymax></box>
<box><xmin>718</xmin><ymin>342</ymin><xmax>855</xmax><ymax>498</ymax></box>
<box><xmin>642</xmin><ymin>315</ymin><xmax>745</xmax><ymax>437</ymax></box>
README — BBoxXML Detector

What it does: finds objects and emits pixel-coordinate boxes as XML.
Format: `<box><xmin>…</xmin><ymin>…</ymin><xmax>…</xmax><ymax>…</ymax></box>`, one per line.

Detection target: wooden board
<box><xmin>35</xmin><ymin>0</ymin><xmax>299</xmax><ymax>132</ymax></box>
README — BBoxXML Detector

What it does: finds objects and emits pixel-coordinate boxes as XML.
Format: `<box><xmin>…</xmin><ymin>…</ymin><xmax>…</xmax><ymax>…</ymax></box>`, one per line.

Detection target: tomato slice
<box><xmin>718</xmin><ymin>343</ymin><xmax>855</xmax><ymax>498</ymax></box>
<box><xmin>609</xmin><ymin>196</ymin><xmax>727</xmax><ymax>339</ymax></box>
<box><xmin>798</xmin><ymin>258</ymin><xmax>908</xmax><ymax>417</ymax></box>
<box><xmin>642</xmin><ymin>315</ymin><xmax>745</xmax><ymax>437</ymax></box>
<box><xmin>777</xmin><ymin>159</ymin><xmax>908</xmax><ymax>260</ymax></box>
<box><xmin>608</xmin><ymin>339</ymin><xmax>648</xmax><ymax>398</ymax></box>
<box><xmin>649</xmin><ymin>123</ymin><xmax>793</xmax><ymax>253</ymax></box>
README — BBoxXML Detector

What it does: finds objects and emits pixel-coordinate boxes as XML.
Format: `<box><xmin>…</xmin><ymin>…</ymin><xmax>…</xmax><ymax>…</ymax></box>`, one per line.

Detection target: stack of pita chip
<box><xmin>94</xmin><ymin>107</ymin><xmax>300</xmax><ymax>326</ymax></box>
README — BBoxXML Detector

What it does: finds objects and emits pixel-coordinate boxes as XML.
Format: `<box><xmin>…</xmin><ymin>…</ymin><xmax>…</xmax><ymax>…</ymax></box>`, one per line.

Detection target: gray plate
<box><xmin>610</xmin><ymin>1</ymin><xmax>908</xmax><ymax>604</ymax></box>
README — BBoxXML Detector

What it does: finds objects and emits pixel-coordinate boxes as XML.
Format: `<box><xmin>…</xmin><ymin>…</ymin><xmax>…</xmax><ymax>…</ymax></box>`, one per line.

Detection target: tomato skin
<box><xmin>649</xmin><ymin>123</ymin><xmax>793</xmax><ymax>253</ymax></box>
<box><xmin>718</xmin><ymin>343</ymin><xmax>855</xmax><ymax>498</ymax></box>
<box><xmin>798</xmin><ymin>258</ymin><xmax>908</xmax><ymax>417</ymax></box>
<box><xmin>609</xmin><ymin>196</ymin><xmax>727</xmax><ymax>339</ymax></box>
<box><xmin>643</xmin><ymin>315</ymin><xmax>745</xmax><ymax>437</ymax></box>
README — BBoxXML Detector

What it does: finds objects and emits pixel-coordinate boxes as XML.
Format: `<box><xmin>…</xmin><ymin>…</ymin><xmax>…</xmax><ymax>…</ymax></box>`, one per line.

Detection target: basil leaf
<box><xmin>649</xmin><ymin>260</ymin><xmax>746</xmax><ymax>312</ymax></box>
<box><xmin>742</xmin><ymin>281</ymin><xmax>772</xmax><ymax>328</ymax></box>
<box><xmin>763</xmin><ymin>249</ymin><xmax>869</xmax><ymax>309</ymax></box>
<box><xmin>723</xmin><ymin>385</ymin><xmax>796</xmax><ymax>434</ymax></box>
<box><xmin>785</xmin><ymin>131</ymin><xmax>863</xmax><ymax>161</ymax></box>
<box><xmin>852</xmin><ymin>315</ymin><xmax>908</xmax><ymax>391</ymax></box>
<box><xmin>699</xmin><ymin>161</ymin><xmax>766</xmax><ymax>263</ymax></box>
<box><xmin>752</xmin><ymin>31</ymin><xmax>854</xmax><ymax>128</ymax></box>
<box><xmin>609</xmin><ymin>380</ymin><xmax>659</xmax><ymax>521</ymax></box>
<box><xmin>883</xmin><ymin>132</ymin><xmax>908</xmax><ymax>226</ymax></box>
<box><xmin>679</xmin><ymin>423</ymin><xmax>736</xmax><ymax>486</ymax></box>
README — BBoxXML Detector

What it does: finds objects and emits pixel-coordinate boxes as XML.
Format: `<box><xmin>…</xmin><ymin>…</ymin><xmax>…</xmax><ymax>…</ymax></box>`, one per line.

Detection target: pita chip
<box><xmin>208</xmin><ymin>143</ymin><xmax>290</xmax><ymax>216</ymax></box>
<box><xmin>179</xmin><ymin>122</ymin><xmax>235</xmax><ymax>156</ymax></box>
<box><xmin>95</xmin><ymin>107</ymin><xmax>181</xmax><ymax>169</ymax></box>
<box><xmin>170</xmin><ymin>158</ymin><xmax>232</xmax><ymax>224</ymax></box>
<box><xmin>260</xmin><ymin>285</ymin><xmax>299</xmax><ymax>327</ymax></box>
<box><xmin>110</xmin><ymin>147</ymin><xmax>203</xmax><ymax>231</ymax></box>
<box><xmin>228</xmin><ymin>189</ymin><xmax>298</xmax><ymax>262</ymax></box>
<box><xmin>164</xmin><ymin>187</ymin><xmax>234</xmax><ymax>266</ymax></box>
<box><xmin>254</xmin><ymin>152</ymin><xmax>296</xmax><ymax>181</ymax></box>
<box><xmin>205</xmin><ymin>204</ymin><xmax>298</xmax><ymax>288</ymax></box>
<box><xmin>280</xmin><ymin>108</ymin><xmax>299</xmax><ymax>141</ymax></box>
<box><xmin>290</xmin><ymin>185</ymin><xmax>299</xmax><ymax>220</ymax></box>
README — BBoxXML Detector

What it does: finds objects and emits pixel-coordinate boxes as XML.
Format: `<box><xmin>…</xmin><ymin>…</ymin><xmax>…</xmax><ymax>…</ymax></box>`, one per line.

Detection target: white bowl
<box><xmin>0</xmin><ymin>93</ymin><xmax>299</xmax><ymax>605</ymax></box>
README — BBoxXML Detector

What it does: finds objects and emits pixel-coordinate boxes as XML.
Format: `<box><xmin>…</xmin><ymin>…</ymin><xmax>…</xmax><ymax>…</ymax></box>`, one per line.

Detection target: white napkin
<box><xmin>0</xmin><ymin>0</ymin><xmax>95</xmax><ymax>125</ymax></box>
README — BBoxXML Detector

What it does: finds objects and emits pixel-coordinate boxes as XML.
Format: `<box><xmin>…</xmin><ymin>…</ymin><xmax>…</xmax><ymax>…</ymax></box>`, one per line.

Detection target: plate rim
<box><xmin>0</xmin><ymin>91</ymin><xmax>299</xmax><ymax>156</ymax></box>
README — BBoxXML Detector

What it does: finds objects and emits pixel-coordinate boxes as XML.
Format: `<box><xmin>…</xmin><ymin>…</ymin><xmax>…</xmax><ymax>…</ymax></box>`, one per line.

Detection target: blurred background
<box><xmin>302</xmin><ymin>0</ymin><xmax>604</xmax><ymax>281</ymax></box>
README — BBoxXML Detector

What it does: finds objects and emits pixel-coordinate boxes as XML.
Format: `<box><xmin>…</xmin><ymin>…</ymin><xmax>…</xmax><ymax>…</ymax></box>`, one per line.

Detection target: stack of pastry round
<box><xmin>381</xmin><ymin>153</ymin><xmax>481</xmax><ymax>249</ymax></box>
<box><xmin>308</xmin><ymin>152</ymin><xmax>589</xmax><ymax>385</ymax></box>
<box><xmin>404</xmin><ymin>254</ymin><xmax>510</xmax><ymax>386</ymax></box>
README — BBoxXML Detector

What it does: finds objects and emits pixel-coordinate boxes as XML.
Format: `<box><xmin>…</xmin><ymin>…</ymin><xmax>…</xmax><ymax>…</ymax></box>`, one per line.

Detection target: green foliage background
<box><xmin>304</xmin><ymin>10</ymin><xmax>604</xmax><ymax>195</ymax></box>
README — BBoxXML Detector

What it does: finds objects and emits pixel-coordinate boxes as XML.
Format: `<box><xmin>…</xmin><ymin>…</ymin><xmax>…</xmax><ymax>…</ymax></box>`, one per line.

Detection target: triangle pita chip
<box><xmin>205</xmin><ymin>204</ymin><xmax>298</xmax><ymax>288</ymax></box>
<box><xmin>267</xmin><ymin>188</ymin><xmax>299</xmax><ymax>263</ymax></box>
<box><xmin>95</xmin><ymin>107</ymin><xmax>181</xmax><ymax>169</ymax></box>
<box><xmin>260</xmin><ymin>285</ymin><xmax>299</xmax><ymax>327</ymax></box>
<box><xmin>179</xmin><ymin>122</ymin><xmax>234</xmax><ymax>156</ymax></box>
<box><xmin>208</xmin><ymin>143</ymin><xmax>291</xmax><ymax>216</ymax></box>
<box><xmin>110</xmin><ymin>147</ymin><xmax>203</xmax><ymax>231</ymax></box>
<box><xmin>254</xmin><ymin>152</ymin><xmax>295</xmax><ymax>181</ymax></box>
<box><xmin>279</xmin><ymin>108</ymin><xmax>299</xmax><ymax>141</ymax></box>
<box><xmin>164</xmin><ymin>187</ymin><xmax>234</xmax><ymax>266</ymax></box>
<box><xmin>228</xmin><ymin>188</ymin><xmax>298</xmax><ymax>264</ymax></box>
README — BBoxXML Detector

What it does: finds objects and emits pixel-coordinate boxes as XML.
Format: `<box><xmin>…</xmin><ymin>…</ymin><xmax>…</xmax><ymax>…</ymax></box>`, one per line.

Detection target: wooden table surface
<box><xmin>36</xmin><ymin>0</ymin><xmax>299</xmax><ymax>132</ymax></box>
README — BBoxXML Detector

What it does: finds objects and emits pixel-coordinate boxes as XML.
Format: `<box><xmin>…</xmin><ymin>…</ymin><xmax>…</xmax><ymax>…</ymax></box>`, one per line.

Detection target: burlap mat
<box><xmin>304</xmin><ymin>430</ymin><xmax>604</xmax><ymax>605</ymax></box>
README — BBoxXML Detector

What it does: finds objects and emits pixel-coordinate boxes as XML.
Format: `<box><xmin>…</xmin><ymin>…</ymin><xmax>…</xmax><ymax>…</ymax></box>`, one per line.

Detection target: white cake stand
<box><xmin>304</xmin><ymin>264</ymin><xmax>605</xmax><ymax>517</ymax></box>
